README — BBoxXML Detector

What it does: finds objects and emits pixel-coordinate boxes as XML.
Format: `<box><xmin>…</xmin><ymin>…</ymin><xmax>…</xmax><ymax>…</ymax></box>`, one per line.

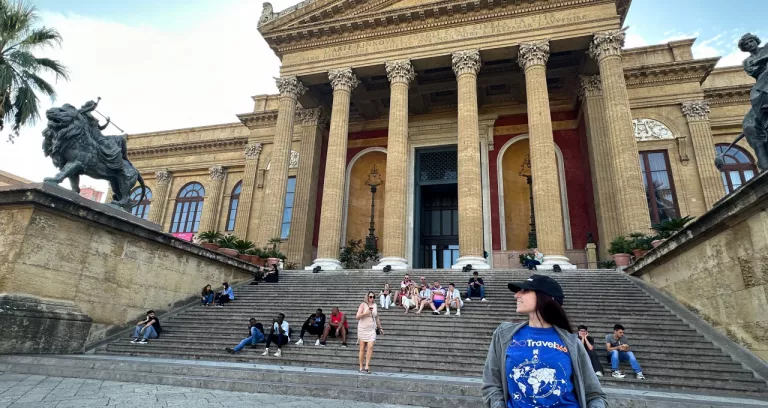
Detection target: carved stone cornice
<box><xmin>128</xmin><ymin>137</ymin><xmax>248</xmax><ymax>159</ymax></box>
<box><xmin>704</xmin><ymin>85</ymin><xmax>752</xmax><ymax>106</ymax></box>
<box><xmin>385</xmin><ymin>60</ymin><xmax>416</xmax><ymax>85</ymax></box>
<box><xmin>237</xmin><ymin>111</ymin><xmax>279</xmax><ymax>129</ymax></box>
<box><xmin>623</xmin><ymin>58</ymin><xmax>719</xmax><ymax>88</ymax></box>
<box><xmin>518</xmin><ymin>40</ymin><xmax>550</xmax><ymax>70</ymax></box>
<box><xmin>209</xmin><ymin>165</ymin><xmax>226</xmax><ymax>181</ymax></box>
<box><xmin>298</xmin><ymin>107</ymin><xmax>329</xmax><ymax>126</ymax></box>
<box><xmin>578</xmin><ymin>75</ymin><xmax>602</xmax><ymax>100</ymax></box>
<box><xmin>275</xmin><ymin>75</ymin><xmax>307</xmax><ymax>98</ymax></box>
<box><xmin>451</xmin><ymin>50</ymin><xmax>481</xmax><ymax>76</ymax></box>
<box><xmin>155</xmin><ymin>169</ymin><xmax>172</xmax><ymax>185</ymax></box>
<box><xmin>328</xmin><ymin>68</ymin><xmax>360</xmax><ymax>91</ymax></box>
<box><xmin>244</xmin><ymin>143</ymin><xmax>263</xmax><ymax>160</ymax></box>
<box><xmin>681</xmin><ymin>100</ymin><xmax>711</xmax><ymax>121</ymax></box>
<box><xmin>588</xmin><ymin>28</ymin><xmax>627</xmax><ymax>61</ymax></box>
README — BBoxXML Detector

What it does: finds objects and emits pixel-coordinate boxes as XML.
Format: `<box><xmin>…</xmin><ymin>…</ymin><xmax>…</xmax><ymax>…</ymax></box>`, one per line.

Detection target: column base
<box><xmin>536</xmin><ymin>255</ymin><xmax>577</xmax><ymax>270</ymax></box>
<box><xmin>304</xmin><ymin>258</ymin><xmax>344</xmax><ymax>271</ymax></box>
<box><xmin>451</xmin><ymin>256</ymin><xmax>491</xmax><ymax>270</ymax></box>
<box><xmin>373</xmin><ymin>257</ymin><xmax>409</xmax><ymax>270</ymax></box>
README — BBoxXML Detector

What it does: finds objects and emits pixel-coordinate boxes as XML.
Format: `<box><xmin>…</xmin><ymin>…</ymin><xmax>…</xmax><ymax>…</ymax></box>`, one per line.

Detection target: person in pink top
<box><xmin>356</xmin><ymin>291</ymin><xmax>383</xmax><ymax>374</ymax></box>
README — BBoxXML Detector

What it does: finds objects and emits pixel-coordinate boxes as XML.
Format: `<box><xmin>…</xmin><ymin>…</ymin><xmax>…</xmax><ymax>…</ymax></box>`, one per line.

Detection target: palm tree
<box><xmin>0</xmin><ymin>0</ymin><xmax>69</xmax><ymax>142</ymax></box>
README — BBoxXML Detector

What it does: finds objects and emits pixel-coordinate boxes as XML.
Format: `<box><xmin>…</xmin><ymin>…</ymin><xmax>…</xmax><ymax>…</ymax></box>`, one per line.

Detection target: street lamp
<box><xmin>365</xmin><ymin>165</ymin><xmax>383</xmax><ymax>249</ymax></box>
<box><xmin>518</xmin><ymin>153</ymin><xmax>536</xmax><ymax>247</ymax></box>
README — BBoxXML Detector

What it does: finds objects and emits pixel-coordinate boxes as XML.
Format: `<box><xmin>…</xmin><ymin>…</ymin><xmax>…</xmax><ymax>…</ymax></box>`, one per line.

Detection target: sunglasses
<box><xmin>368</xmin><ymin>295</ymin><xmax>374</xmax><ymax>299</ymax></box>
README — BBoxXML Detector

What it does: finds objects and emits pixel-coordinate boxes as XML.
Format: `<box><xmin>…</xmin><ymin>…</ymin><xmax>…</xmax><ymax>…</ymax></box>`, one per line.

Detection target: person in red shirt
<box><xmin>320</xmin><ymin>306</ymin><xmax>348</xmax><ymax>347</ymax></box>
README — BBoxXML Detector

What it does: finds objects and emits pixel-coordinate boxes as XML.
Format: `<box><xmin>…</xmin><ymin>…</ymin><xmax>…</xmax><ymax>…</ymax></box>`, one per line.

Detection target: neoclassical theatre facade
<box><xmin>126</xmin><ymin>0</ymin><xmax>757</xmax><ymax>270</ymax></box>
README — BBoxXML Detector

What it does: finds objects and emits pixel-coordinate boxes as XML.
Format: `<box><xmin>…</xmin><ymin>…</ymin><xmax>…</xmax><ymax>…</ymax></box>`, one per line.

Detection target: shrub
<box><xmin>652</xmin><ymin>215</ymin><xmax>695</xmax><ymax>239</ymax></box>
<box><xmin>608</xmin><ymin>236</ymin><xmax>632</xmax><ymax>255</ymax></box>
<box><xmin>597</xmin><ymin>260</ymin><xmax>617</xmax><ymax>269</ymax></box>
<box><xmin>217</xmin><ymin>235</ymin><xmax>238</xmax><ymax>249</ymax></box>
<box><xmin>233</xmin><ymin>239</ymin><xmax>255</xmax><ymax>254</ymax></box>
<box><xmin>339</xmin><ymin>239</ymin><xmax>379</xmax><ymax>269</ymax></box>
<box><xmin>198</xmin><ymin>231</ymin><xmax>223</xmax><ymax>244</ymax></box>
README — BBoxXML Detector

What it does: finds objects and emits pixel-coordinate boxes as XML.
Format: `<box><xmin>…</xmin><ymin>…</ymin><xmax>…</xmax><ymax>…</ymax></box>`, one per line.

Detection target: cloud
<box><xmin>624</xmin><ymin>26</ymin><xmax>648</xmax><ymax>49</ymax></box>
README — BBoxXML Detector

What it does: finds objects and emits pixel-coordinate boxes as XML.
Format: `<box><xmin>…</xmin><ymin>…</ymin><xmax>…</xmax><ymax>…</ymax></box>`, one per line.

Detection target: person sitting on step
<box><xmin>445</xmin><ymin>283</ymin><xmax>463</xmax><ymax>316</ymax></box>
<box><xmin>200</xmin><ymin>284</ymin><xmax>214</xmax><ymax>306</ymax></box>
<box><xmin>296</xmin><ymin>308</ymin><xmax>326</xmax><ymax>346</ymax></box>
<box><xmin>605</xmin><ymin>324</ymin><xmax>645</xmax><ymax>380</ymax></box>
<box><xmin>466</xmin><ymin>271</ymin><xmax>487</xmax><ymax>302</ymax></box>
<box><xmin>429</xmin><ymin>281</ymin><xmax>447</xmax><ymax>315</ymax></box>
<box><xmin>416</xmin><ymin>284</ymin><xmax>432</xmax><ymax>314</ymax></box>
<box><xmin>523</xmin><ymin>248</ymin><xmax>544</xmax><ymax>270</ymax></box>
<box><xmin>577</xmin><ymin>325</ymin><xmax>604</xmax><ymax>377</ymax></box>
<box><xmin>379</xmin><ymin>283</ymin><xmax>392</xmax><ymax>310</ymax></box>
<box><xmin>320</xmin><ymin>306</ymin><xmax>348</xmax><ymax>347</ymax></box>
<box><xmin>214</xmin><ymin>282</ymin><xmax>234</xmax><ymax>307</ymax></box>
<box><xmin>130</xmin><ymin>310</ymin><xmax>162</xmax><ymax>344</ymax></box>
<box><xmin>401</xmin><ymin>284</ymin><xmax>419</xmax><ymax>314</ymax></box>
<box><xmin>225</xmin><ymin>318</ymin><xmax>265</xmax><ymax>354</ymax></box>
<box><xmin>262</xmin><ymin>313</ymin><xmax>290</xmax><ymax>357</ymax></box>
<box><xmin>396</xmin><ymin>273</ymin><xmax>414</xmax><ymax>306</ymax></box>
<box><xmin>262</xmin><ymin>264</ymin><xmax>279</xmax><ymax>283</ymax></box>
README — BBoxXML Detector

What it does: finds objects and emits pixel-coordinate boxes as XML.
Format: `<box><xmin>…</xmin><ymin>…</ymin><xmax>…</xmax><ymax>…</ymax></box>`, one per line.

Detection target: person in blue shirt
<box><xmin>215</xmin><ymin>282</ymin><xmax>234</xmax><ymax>307</ymax></box>
<box><xmin>482</xmin><ymin>274</ymin><xmax>606</xmax><ymax>408</ymax></box>
<box><xmin>225</xmin><ymin>318</ymin><xmax>265</xmax><ymax>354</ymax></box>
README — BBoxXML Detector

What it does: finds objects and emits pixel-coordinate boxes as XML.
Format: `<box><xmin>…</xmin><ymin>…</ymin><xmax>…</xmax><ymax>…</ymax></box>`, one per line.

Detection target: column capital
<box><xmin>518</xmin><ymin>40</ymin><xmax>550</xmax><ymax>70</ymax></box>
<box><xmin>275</xmin><ymin>75</ymin><xmax>307</xmax><ymax>99</ymax></box>
<box><xmin>385</xmin><ymin>60</ymin><xmax>416</xmax><ymax>85</ymax></box>
<box><xmin>451</xmin><ymin>50</ymin><xmax>481</xmax><ymax>76</ymax></box>
<box><xmin>588</xmin><ymin>28</ymin><xmax>627</xmax><ymax>61</ymax></box>
<box><xmin>328</xmin><ymin>68</ymin><xmax>360</xmax><ymax>91</ymax></box>
<box><xmin>681</xmin><ymin>100</ymin><xmax>711</xmax><ymax>121</ymax></box>
<box><xmin>155</xmin><ymin>169</ymin><xmax>172</xmax><ymax>185</ymax></box>
<box><xmin>578</xmin><ymin>75</ymin><xmax>602</xmax><ymax>100</ymax></box>
<box><xmin>298</xmin><ymin>107</ymin><xmax>329</xmax><ymax>126</ymax></box>
<box><xmin>209</xmin><ymin>165</ymin><xmax>226</xmax><ymax>181</ymax></box>
<box><xmin>244</xmin><ymin>143</ymin><xmax>263</xmax><ymax>160</ymax></box>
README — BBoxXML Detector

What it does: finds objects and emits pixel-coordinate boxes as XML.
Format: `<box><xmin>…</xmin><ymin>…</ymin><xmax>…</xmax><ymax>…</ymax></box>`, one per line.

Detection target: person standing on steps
<box><xmin>200</xmin><ymin>284</ymin><xmax>214</xmax><ymax>306</ymax></box>
<box><xmin>577</xmin><ymin>325</ymin><xmax>604</xmax><ymax>377</ymax></box>
<box><xmin>225</xmin><ymin>318</ymin><xmax>265</xmax><ymax>354</ymax></box>
<box><xmin>130</xmin><ymin>310</ymin><xmax>162</xmax><ymax>344</ymax></box>
<box><xmin>605</xmin><ymin>324</ymin><xmax>645</xmax><ymax>380</ymax></box>
<box><xmin>296</xmin><ymin>308</ymin><xmax>326</xmax><ymax>346</ymax></box>
<box><xmin>356</xmin><ymin>291</ymin><xmax>383</xmax><ymax>374</ymax></box>
<box><xmin>262</xmin><ymin>313</ymin><xmax>290</xmax><ymax>357</ymax></box>
<box><xmin>320</xmin><ymin>306</ymin><xmax>348</xmax><ymax>347</ymax></box>
<box><xmin>379</xmin><ymin>283</ymin><xmax>392</xmax><ymax>310</ymax></box>
<box><xmin>466</xmin><ymin>271</ymin><xmax>487</xmax><ymax>302</ymax></box>
<box><xmin>482</xmin><ymin>274</ymin><xmax>607</xmax><ymax>408</ymax></box>
<box><xmin>445</xmin><ymin>283</ymin><xmax>463</xmax><ymax>316</ymax></box>
<box><xmin>214</xmin><ymin>282</ymin><xmax>234</xmax><ymax>307</ymax></box>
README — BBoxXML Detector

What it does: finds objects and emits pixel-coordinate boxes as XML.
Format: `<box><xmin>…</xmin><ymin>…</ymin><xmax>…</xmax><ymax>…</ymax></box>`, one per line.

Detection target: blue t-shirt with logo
<box><xmin>505</xmin><ymin>325</ymin><xmax>578</xmax><ymax>408</ymax></box>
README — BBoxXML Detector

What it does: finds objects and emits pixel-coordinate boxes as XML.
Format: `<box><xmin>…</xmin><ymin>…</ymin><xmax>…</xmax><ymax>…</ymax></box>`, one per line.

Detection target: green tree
<box><xmin>0</xmin><ymin>0</ymin><xmax>69</xmax><ymax>142</ymax></box>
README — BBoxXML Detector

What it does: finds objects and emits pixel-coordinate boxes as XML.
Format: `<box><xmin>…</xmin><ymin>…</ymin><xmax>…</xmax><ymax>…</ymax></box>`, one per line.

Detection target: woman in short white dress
<box><xmin>356</xmin><ymin>291</ymin><xmax>383</xmax><ymax>373</ymax></box>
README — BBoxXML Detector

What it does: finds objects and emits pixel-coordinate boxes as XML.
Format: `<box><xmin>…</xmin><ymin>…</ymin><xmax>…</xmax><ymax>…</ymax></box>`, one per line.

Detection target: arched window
<box><xmin>170</xmin><ymin>182</ymin><xmax>205</xmax><ymax>233</ymax></box>
<box><xmin>225</xmin><ymin>181</ymin><xmax>242</xmax><ymax>231</ymax></box>
<box><xmin>716</xmin><ymin>144</ymin><xmax>757</xmax><ymax>193</ymax></box>
<box><xmin>129</xmin><ymin>187</ymin><xmax>152</xmax><ymax>220</ymax></box>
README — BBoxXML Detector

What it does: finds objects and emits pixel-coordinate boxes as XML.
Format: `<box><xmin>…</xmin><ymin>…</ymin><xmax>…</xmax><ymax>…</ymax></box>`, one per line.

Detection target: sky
<box><xmin>0</xmin><ymin>0</ymin><xmax>763</xmax><ymax>195</ymax></box>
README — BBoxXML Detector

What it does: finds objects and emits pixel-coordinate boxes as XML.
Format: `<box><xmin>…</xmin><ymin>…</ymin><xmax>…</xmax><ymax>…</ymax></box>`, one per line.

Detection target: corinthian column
<box><xmin>258</xmin><ymin>75</ymin><xmax>306</xmax><ymax>245</ymax></box>
<box><xmin>148</xmin><ymin>169</ymin><xmax>172</xmax><ymax>225</ymax></box>
<box><xmin>589</xmin><ymin>29</ymin><xmax>651</xmax><ymax>234</ymax></box>
<box><xmin>308</xmin><ymin>68</ymin><xmax>359</xmax><ymax>270</ymax></box>
<box><xmin>450</xmin><ymin>50</ymin><xmax>489</xmax><ymax>270</ymax></box>
<box><xmin>374</xmin><ymin>60</ymin><xmax>415</xmax><ymax>271</ymax></box>
<box><xmin>234</xmin><ymin>143</ymin><xmax>263</xmax><ymax>238</ymax></box>
<box><xmin>198</xmin><ymin>165</ymin><xmax>226</xmax><ymax>233</ymax></box>
<box><xmin>518</xmin><ymin>40</ymin><xmax>573</xmax><ymax>269</ymax></box>
<box><xmin>681</xmin><ymin>100</ymin><xmax>725</xmax><ymax>209</ymax></box>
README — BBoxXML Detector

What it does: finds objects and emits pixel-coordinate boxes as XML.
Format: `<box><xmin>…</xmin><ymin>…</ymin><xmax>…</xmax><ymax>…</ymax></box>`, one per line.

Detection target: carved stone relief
<box><xmin>632</xmin><ymin>118</ymin><xmax>674</xmax><ymax>141</ymax></box>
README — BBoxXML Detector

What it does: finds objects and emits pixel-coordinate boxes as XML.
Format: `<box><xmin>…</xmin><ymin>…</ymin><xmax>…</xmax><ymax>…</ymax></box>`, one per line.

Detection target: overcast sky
<box><xmin>0</xmin><ymin>0</ymin><xmax>762</xmax><ymax>195</ymax></box>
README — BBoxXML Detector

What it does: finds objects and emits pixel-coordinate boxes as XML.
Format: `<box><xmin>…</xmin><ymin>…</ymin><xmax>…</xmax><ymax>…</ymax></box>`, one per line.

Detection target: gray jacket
<box><xmin>482</xmin><ymin>321</ymin><xmax>607</xmax><ymax>408</ymax></box>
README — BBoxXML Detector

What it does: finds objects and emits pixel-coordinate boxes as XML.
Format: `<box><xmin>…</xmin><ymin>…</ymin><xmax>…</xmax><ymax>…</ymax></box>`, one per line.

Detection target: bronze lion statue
<box><xmin>42</xmin><ymin>100</ymin><xmax>146</xmax><ymax>211</ymax></box>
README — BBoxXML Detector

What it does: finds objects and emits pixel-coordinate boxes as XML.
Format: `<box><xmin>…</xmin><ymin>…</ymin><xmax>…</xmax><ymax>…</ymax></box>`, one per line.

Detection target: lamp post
<box><xmin>518</xmin><ymin>153</ymin><xmax>536</xmax><ymax>247</ymax></box>
<box><xmin>365</xmin><ymin>165</ymin><xmax>383</xmax><ymax>249</ymax></box>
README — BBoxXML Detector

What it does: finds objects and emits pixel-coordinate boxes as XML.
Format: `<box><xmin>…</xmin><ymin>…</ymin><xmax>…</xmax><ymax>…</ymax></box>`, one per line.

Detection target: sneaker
<box><xmin>595</xmin><ymin>371</ymin><xmax>603</xmax><ymax>377</ymax></box>
<box><xmin>315</xmin><ymin>339</ymin><xmax>321</xmax><ymax>346</ymax></box>
<box><xmin>611</xmin><ymin>371</ymin><xmax>626</xmax><ymax>379</ymax></box>
<box><xmin>465</xmin><ymin>298</ymin><xmax>471</xmax><ymax>302</ymax></box>
<box><xmin>341</xmin><ymin>342</ymin><xmax>347</xmax><ymax>348</ymax></box>
<box><xmin>481</xmin><ymin>298</ymin><xmax>487</xmax><ymax>302</ymax></box>
<box><xmin>445</xmin><ymin>310</ymin><xmax>450</xmax><ymax>316</ymax></box>
<box><xmin>320</xmin><ymin>341</ymin><xmax>326</xmax><ymax>347</ymax></box>
<box><xmin>456</xmin><ymin>310</ymin><xmax>461</xmax><ymax>316</ymax></box>
<box><xmin>295</xmin><ymin>339</ymin><xmax>304</xmax><ymax>346</ymax></box>
<box><xmin>261</xmin><ymin>349</ymin><xmax>269</xmax><ymax>356</ymax></box>
<box><xmin>274</xmin><ymin>349</ymin><xmax>282</xmax><ymax>357</ymax></box>
<box><xmin>137</xmin><ymin>338</ymin><xmax>148</xmax><ymax>344</ymax></box>
<box><xmin>636</xmin><ymin>372</ymin><xmax>645</xmax><ymax>380</ymax></box>
<box><xmin>130</xmin><ymin>337</ymin><xmax>140</xmax><ymax>344</ymax></box>
<box><xmin>225</xmin><ymin>347</ymin><xmax>234</xmax><ymax>354</ymax></box>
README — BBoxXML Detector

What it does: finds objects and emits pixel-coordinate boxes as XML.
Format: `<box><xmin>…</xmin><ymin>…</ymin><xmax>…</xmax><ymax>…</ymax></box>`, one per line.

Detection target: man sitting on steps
<box><xmin>263</xmin><ymin>313</ymin><xmax>290</xmax><ymax>357</ymax></box>
<box><xmin>320</xmin><ymin>306</ymin><xmax>348</xmax><ymax>347</ymax></box>
<box><xmin>429</xmin><ymin>281</ymin><xmax>447</xmax><ymax>315</ymax></box>
<box><xmin>577</xmin><ymin>324</ymin><xmax>604</xmax><ymax>377</ymax></box>
<box><xmin>225</xmin><ymin>318</ymin><xmax>265</xmax><ymax>354</ymax></box>
<box><xmin>605</xmin><ymin>324</ymin><xmax>645</xmax><ymax>380</ymax></box>
<box><xmin>130</xmin><ymin>310</ymin><xmax>161</xmax><ymax>344</ymax></box>
<box><xmin>466</xmin><ymin>271</ymin><xmax>487</xmax><ymax>302</ymax></box>
<box><xmin>445</xmin><ymin>283</ymin><xmax>463</xmax><ymax>316</ymax></box>
<box><xmin>296</xmin><ymin>308</ymin><xmax>326</xmax><ymax>346</ymax></box>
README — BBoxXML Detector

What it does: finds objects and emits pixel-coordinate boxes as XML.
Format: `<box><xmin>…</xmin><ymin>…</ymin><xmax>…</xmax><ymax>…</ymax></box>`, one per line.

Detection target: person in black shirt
<box><xmin>466</xmin><ymin>271</ymin><xmax>486</xmax><ymax>301</ymax></box>
<box><xmin>130</xmin><ymin>310</ymin><xmax>161</xmax><ymax>344</ymax></box>
<box><xmin>263</xmin><ymin>264</ymin><xmax>279</xmax><ymax>283</ymax></box>
<box><xmin>296</xmin><ymin>308</ymin><xmax>326</xmax><ymax>346</ymax></box>
<box><xmin>226</xmin><ymin>318</ymin><xmax>265</xmax><ymax>354</ymax></box>
<box><xmin>577</xmin><ymin>325</ymin><xmax>605</xmax><ymax>377</ymax></box>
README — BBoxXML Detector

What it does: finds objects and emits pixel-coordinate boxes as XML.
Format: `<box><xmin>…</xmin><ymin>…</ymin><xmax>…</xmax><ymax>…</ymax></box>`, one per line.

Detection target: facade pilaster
<box><xmin>148</xmin><ymin>169</ymin><xmax>172</xmax><ymax>225</ymax></box>
<box><xmin>233</xmin><ymin>143</ymin><xmax>263</xmax><ymax>238</ymax></box>
<box><xmin>375</xmin><ymin>60</ymin><xmax>415</xmax><ymax>271</ymax></box>
<box><xmin>198</xmin><ymin>165</ymin><xmax>226</xmax><ymax>233</ymax></box>
<box><xmin>681</xmin><ymin>100</ymin><xmax>725</xmax><ymax>209</ymax></box>
<box><xmin>450</xmin><ymin>50</ymin><xmax>489</xmax><ymax>270</ymax></box>
<box><xmin>287</xmin><ymin>108</ymin><xmax>327</xmax><ymax>267</ymax></box>
<box><xmin>257</xmin><ymin>75</ymin><xmax>306</xmax><ymax>245</ymax></box>
<box><xmin>518</xmin><ymin>40</ymin><xmax>573</xmax><ymax>269</ymax></box>
<box><xmin>579</xmin><ymin>75</ymin><xmax>620</xmax><ymax>257</ymax></box>
<box><xmin>589</xmin><ymin>29</ymin><xmax>651</xmax><ymax>234</ymax></box>
<box><xmin>309</xmin><ymin>68</ymin><xmax>359</xmax><ymax>270</ymax></box>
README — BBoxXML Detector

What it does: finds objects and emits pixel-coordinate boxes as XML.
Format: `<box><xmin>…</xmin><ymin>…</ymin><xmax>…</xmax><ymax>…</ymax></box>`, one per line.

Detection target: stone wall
<box><xmin>0</xmin><ymin>184</ymin><xmax>258</xmax><ymax>348</ymax></box>
<box><xmin>627</xmin><ymin>170</ymin><xmax>768</xmax><ymax>361</ymax></box>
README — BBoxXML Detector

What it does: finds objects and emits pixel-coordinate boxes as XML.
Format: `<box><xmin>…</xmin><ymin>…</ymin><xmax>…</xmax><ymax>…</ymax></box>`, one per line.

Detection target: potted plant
<box><xmin>233</xmin><ymin>239</ymin><xmax>255</xmax><ymax>262</ymax></box>
<box><xmin>338</xmin><ymin>239</ymin><xmax>380</xmax><ymax>269</ymax></box>
<box><xmin>265</xmin><ymin>237</ymin><xmax>284</xmax><ymax>266</ymax></box>
<box><xmin>198</xmin><ymin>231</ymin><xmax>223</xmax><ymax>251</ymax></box>
<box><xmin>216</xmin><ymin>235</ymin><xmax>239</xmax><ymax>257</ymax></box>
<box><xmin>246</xmin><ymin>248</ymin><xmax>266</xmax><ymax>266</ymax></box>
<box><xmin>651</xmin><ymin>215</ymin><xmax>695</xmax><ymax>245</ymax></box>
<box><xmin>608</xmin><ymin>236</ymin><xmax>632</xmax><ymax>267</ymax></box>
<box><xmin>628</xmin><ymin>232</ymin><xmax>652</xmax><ymax>259</ymax></box>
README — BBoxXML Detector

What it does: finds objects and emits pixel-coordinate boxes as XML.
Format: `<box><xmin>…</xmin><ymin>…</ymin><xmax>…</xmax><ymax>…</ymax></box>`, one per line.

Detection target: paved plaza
<box><xmin>0</xmin><ymin>372</ymin><xmax>417</xmax><ymax>408</ymax></box>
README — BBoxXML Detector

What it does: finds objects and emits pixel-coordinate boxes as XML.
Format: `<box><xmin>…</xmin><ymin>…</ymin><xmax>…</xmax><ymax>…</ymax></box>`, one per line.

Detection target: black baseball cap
<box><xmin>508</xmin><ymin>274</ymin><xmax>564</xmax><ymax>305</ymax></box>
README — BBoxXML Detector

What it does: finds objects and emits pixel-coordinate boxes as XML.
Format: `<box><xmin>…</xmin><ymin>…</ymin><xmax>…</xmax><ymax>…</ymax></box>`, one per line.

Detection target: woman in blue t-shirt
<box><xmin>482</xmin><ymin>274</ymin><xmax>606</xmax><ymax>408</ymax></box>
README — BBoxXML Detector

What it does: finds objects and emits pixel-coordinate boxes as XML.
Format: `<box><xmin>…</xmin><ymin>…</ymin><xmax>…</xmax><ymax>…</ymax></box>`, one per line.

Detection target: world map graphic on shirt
<box><xmin>510</xmin><ymin>350</ymin><xmax>567</xmax><ymax>401</ymax></box>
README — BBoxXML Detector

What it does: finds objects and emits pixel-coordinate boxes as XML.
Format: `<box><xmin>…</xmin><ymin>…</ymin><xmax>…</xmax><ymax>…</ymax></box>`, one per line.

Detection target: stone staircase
<box><xmin>3</xmin><ymin>269</ymin><xmax>768</xmax><ymax>407</ymax></box>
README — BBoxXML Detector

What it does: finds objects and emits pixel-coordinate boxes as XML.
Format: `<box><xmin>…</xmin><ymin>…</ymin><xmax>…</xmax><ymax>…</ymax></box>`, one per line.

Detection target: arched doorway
<box><xmin>342</xmin><ymin>148</ymin><xmax>387</xmax><ymax>251</ymax></box>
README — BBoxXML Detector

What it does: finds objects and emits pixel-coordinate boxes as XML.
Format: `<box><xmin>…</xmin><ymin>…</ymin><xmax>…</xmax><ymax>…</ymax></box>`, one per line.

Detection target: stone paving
<box><xmin>0</xmin><ymin>372</ymin><xmax>418</xmax><ymax>408</ymax></box>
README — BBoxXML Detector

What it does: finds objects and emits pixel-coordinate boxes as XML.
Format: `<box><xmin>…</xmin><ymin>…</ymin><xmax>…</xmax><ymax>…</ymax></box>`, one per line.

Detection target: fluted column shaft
<box><xmin>198</xmin><ymin>166</ymin><xmax>226</xmax><ymax>233</ymax></box>
<box><xmin>518</xmin><ymin>41</ymin><xmax>569</xmax><ymax>266</ymax></box>
<box><xmin>258</xmin><ymin>76</ymin><xmax>306</xmax><ymax>245</ymax></box>
<box><xmin>682</xmin><ymin>101</ymin><xmax>725</xmax><ymax>209</ymax></box>
<box><xmin>148</xmin><ymin>170</ymin><xmax>172</xmax><ymax>225</ymax></box>
<box><xmin>590</xmin><ymin>29</ymin><xmax>651</xmax><ymax>234</ymax></box>
<box><xmin>234</xmin><ymin>143</ymin><xmax>263</xmax><ymax>238</ymax></box>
